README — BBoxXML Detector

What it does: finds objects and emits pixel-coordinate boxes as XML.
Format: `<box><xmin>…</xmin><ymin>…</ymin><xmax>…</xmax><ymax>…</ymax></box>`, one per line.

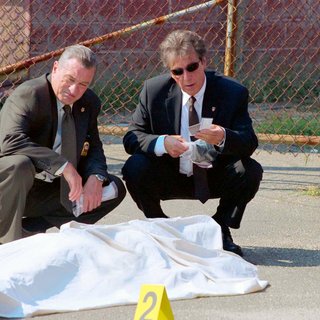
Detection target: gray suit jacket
<box><xmin>0</xmin><ymin>74</ymin><xmax>107</xmax><ymax>180</ymax></box>
<box><xmin>123</xmin><ymin>71</ymin><xmax>258</xmax><ymax>165</ymax></box>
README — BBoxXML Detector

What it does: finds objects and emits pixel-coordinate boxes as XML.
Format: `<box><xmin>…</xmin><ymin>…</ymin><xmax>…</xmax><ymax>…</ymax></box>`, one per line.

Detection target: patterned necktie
<box><xmin>60</xmin><ymin>105</ymin><xmax>77</xmax><ymax>212</ymax></box>
<box><xmin>188</xmin><ymin>96</ymin><xmax>210</xmax><ymax>203</ymax></box>
<box><xmin>188</xmin><ymin>96</ymin><xmax>199</xmax><ymax>130</ymax></box>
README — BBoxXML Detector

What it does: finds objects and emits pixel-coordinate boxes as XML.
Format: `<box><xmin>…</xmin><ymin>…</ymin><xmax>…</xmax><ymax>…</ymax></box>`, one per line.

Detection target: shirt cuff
<box><xmin>154</xmin><ymin>135</ymin><xmax>168</xmax><ymax>156</ymax></box>
<box><xmin>216</xmin><ymin>127</ymin><xmax>226</xmax><ymax>149</ymax></box>
<box><xmin>55</xmin><ymin>161</ymin><xmax>68</xmax><ymax>176</ymax></box>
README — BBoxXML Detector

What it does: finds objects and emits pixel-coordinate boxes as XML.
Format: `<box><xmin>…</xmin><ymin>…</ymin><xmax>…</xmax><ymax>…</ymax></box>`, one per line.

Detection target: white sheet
<box><xmin>0</xmin><ymin>215</ymin><xmax>268</xmax><ymax>318</ymax></box>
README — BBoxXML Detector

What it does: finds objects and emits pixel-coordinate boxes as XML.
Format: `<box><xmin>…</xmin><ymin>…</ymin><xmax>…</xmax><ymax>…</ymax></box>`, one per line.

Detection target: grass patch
<box><xmin>255</xmin><ymin>113</ymin><xmax>320</xmax><ymax>136</ymax></box>
<box><xmin>302</xmin><ymin>186</ymin><xmax>320</xmax><ymax>196</ymax></box>
<box><xmin>246</xmin><ymin>77</ymin><xmax>319</xmax><ymax>105</ymax></box>
<box><xmin>93</xmin><ymin>78</ymin><xmax>142</xmax><ymax>113</ymax></box>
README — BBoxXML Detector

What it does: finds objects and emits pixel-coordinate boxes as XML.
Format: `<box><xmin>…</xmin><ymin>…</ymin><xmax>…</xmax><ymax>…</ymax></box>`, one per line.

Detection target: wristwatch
<box><xmin>94</xmin><ymin>174</ymin><xmax>106</xmax><ymax>182</ymax></box>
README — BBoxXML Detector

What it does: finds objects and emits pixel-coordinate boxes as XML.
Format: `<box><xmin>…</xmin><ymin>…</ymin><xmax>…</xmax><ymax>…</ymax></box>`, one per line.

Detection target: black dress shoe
<box><xmin>22</xmin><ymin>217</ymin><xmax>52</xmax><ymax>236</ymax></box>
<box><xmin>221</xmin><ymin>226</ymin><xmax>243</xmax><ymax>257</ymax></box>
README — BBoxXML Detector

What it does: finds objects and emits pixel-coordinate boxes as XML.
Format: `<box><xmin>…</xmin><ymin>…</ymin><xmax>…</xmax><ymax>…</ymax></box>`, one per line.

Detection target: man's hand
<box><xmin>164</xmin><ymin>135</ymin><xmax>188</xmax><ymax>158</ymax></box>
<box><xmin>62</xmin><ymin>162</ymin><xmax>83</xmax><ymax>202</ymax></box>
<box><xmin>81</xmin><ymin>175</ymin><xmax>103</xmax><ymax>213</ymax></box>
<box><xmin>194</xmin><ymin>124</ymin><xmax>225</xmax><ymax>145</ymax></box>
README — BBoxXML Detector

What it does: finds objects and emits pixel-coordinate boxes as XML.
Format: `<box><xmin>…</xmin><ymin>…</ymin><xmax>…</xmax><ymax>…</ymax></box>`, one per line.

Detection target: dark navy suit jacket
<box><xmin>123</xmin><ymin>70</ymin><xmax>258</xmax><ymax>165</ymax></box>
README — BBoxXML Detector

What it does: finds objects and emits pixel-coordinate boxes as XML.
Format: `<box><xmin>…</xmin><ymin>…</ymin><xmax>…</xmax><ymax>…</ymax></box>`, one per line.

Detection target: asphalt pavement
<box><xmin>4</xmin><ymin>140</ymin><xmax>320</xmax><ymax>320</ymax></box>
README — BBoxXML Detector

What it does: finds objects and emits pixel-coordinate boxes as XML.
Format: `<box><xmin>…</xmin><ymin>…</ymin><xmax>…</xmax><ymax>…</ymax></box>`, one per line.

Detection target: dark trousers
<box><xmin>122</xmin><ymin>154</ymin><xmax>263</xmax><ymax>229</ymax></box>
<box><xmin>0</xmin><ymin>155</ymin><xmax>126</xmax><ymax>243</ymax></box>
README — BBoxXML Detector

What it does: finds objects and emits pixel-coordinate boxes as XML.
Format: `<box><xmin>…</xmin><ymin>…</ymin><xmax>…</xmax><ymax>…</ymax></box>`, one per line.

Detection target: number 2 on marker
<box><xmin>140</xmin><ymin>291</ymin><xmax>157</xmax><ymax>320</ymax></box>
<box><xmin>134</xmin><ymin>284</ymin><xmax>174</xmax><ymax>320</ymax></box>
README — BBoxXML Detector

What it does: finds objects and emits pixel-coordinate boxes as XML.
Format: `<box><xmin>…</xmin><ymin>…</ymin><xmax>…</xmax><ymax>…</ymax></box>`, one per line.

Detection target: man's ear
<box><xmin>52</xmin><ymin>61</ymin><xmax>59</xmax><ymax>73</ymax></box>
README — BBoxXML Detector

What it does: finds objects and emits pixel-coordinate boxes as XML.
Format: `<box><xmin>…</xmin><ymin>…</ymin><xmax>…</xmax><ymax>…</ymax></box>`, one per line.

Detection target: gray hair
<box><xmin>58</xmin><ymin>44</ymin><xmax>97</xmax><ymax>69</ymax></box>
<box><xmin>159</xmin><ymin>30</ymin><xmax>207</xmax><ymax>68</ymax></box>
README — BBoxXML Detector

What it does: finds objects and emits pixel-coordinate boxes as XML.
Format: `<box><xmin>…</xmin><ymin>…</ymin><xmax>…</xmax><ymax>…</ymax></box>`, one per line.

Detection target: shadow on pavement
<box><xmin>263</xmin><ymin>166</ymin><xmax>320</xmax><ymax>172</ymax></box>
<box><xmin>244</xmin><ymin>246</ymin><xmax>320</xmax><ymax>267</ymax></box>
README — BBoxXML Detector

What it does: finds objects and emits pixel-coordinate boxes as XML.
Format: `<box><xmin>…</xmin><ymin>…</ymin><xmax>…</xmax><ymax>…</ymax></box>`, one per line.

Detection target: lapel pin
<box><xmin>211</xmin><ymin>107</ymin><xmax>216</xmax><ymax>112</ymax></box>
<box><xmin>81</xmin><ymin>107</ymin><xmax>85</xmax><ymax>112</ymax></box>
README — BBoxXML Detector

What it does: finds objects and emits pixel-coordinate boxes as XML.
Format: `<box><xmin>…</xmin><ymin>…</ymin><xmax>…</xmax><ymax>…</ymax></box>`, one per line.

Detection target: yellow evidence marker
<box><xmin>134</xmin><ymin>284</ymin><xmax>174</xmax><ymax>320</ymax></box>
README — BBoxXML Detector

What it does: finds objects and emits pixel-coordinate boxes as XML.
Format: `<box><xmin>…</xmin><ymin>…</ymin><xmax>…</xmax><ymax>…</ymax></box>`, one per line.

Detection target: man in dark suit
<box><xmin>0</xmin><ymin>45</ymin><xmax>126</xmax><ymax>244</ymax></box>
<box><xmin>122</xmin><ymin>30</ymin><xmax>263</xmax><ymax>256</ymax></box>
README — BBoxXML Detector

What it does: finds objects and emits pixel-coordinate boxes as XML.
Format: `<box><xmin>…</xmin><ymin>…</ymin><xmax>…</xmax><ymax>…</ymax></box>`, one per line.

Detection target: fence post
<box><xmin>224</xmin><ymin>0</ymin><xmax>237</xmax><ymax>77</ymax></box>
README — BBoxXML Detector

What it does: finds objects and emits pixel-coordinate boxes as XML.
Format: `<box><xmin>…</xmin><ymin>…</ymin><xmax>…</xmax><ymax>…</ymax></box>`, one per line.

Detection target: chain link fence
<box><xmin>0</xmin><ymin>0</ymin><xmax>319</xmax><ymax>156</ymax></box>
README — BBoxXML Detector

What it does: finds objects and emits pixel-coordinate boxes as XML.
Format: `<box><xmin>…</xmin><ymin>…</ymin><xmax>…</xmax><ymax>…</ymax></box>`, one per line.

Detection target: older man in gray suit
<box><xmin>0</xmin><ymin>45</ymin><xmax>126</xmax><ymax>244</ymax></box>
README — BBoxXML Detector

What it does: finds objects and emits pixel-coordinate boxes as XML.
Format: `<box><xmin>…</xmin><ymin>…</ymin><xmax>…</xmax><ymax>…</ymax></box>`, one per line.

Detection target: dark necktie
<box><xmin>188</xmin><ymin>96</ymin><xmax>210</xmax><ymax>203</ymax></box>
<box><xmin>60</xmin><ymin>105</ymin><xmax>77</xmax><ymax>212</ymax></box>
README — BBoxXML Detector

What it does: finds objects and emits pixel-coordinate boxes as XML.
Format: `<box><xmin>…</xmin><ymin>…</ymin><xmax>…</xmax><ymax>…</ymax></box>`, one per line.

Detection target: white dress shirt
<box><xmin>154</xmin><ymin>78</ymin><xmax>206</xmax><ymax>176</ymax></box>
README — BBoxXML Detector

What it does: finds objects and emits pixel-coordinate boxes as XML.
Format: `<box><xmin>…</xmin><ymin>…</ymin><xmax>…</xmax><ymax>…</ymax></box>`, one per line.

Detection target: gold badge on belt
<box><xmin>81</xmin><ymin>141</ymin><xmax>90</xmax><ymax>156</ymax></box>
